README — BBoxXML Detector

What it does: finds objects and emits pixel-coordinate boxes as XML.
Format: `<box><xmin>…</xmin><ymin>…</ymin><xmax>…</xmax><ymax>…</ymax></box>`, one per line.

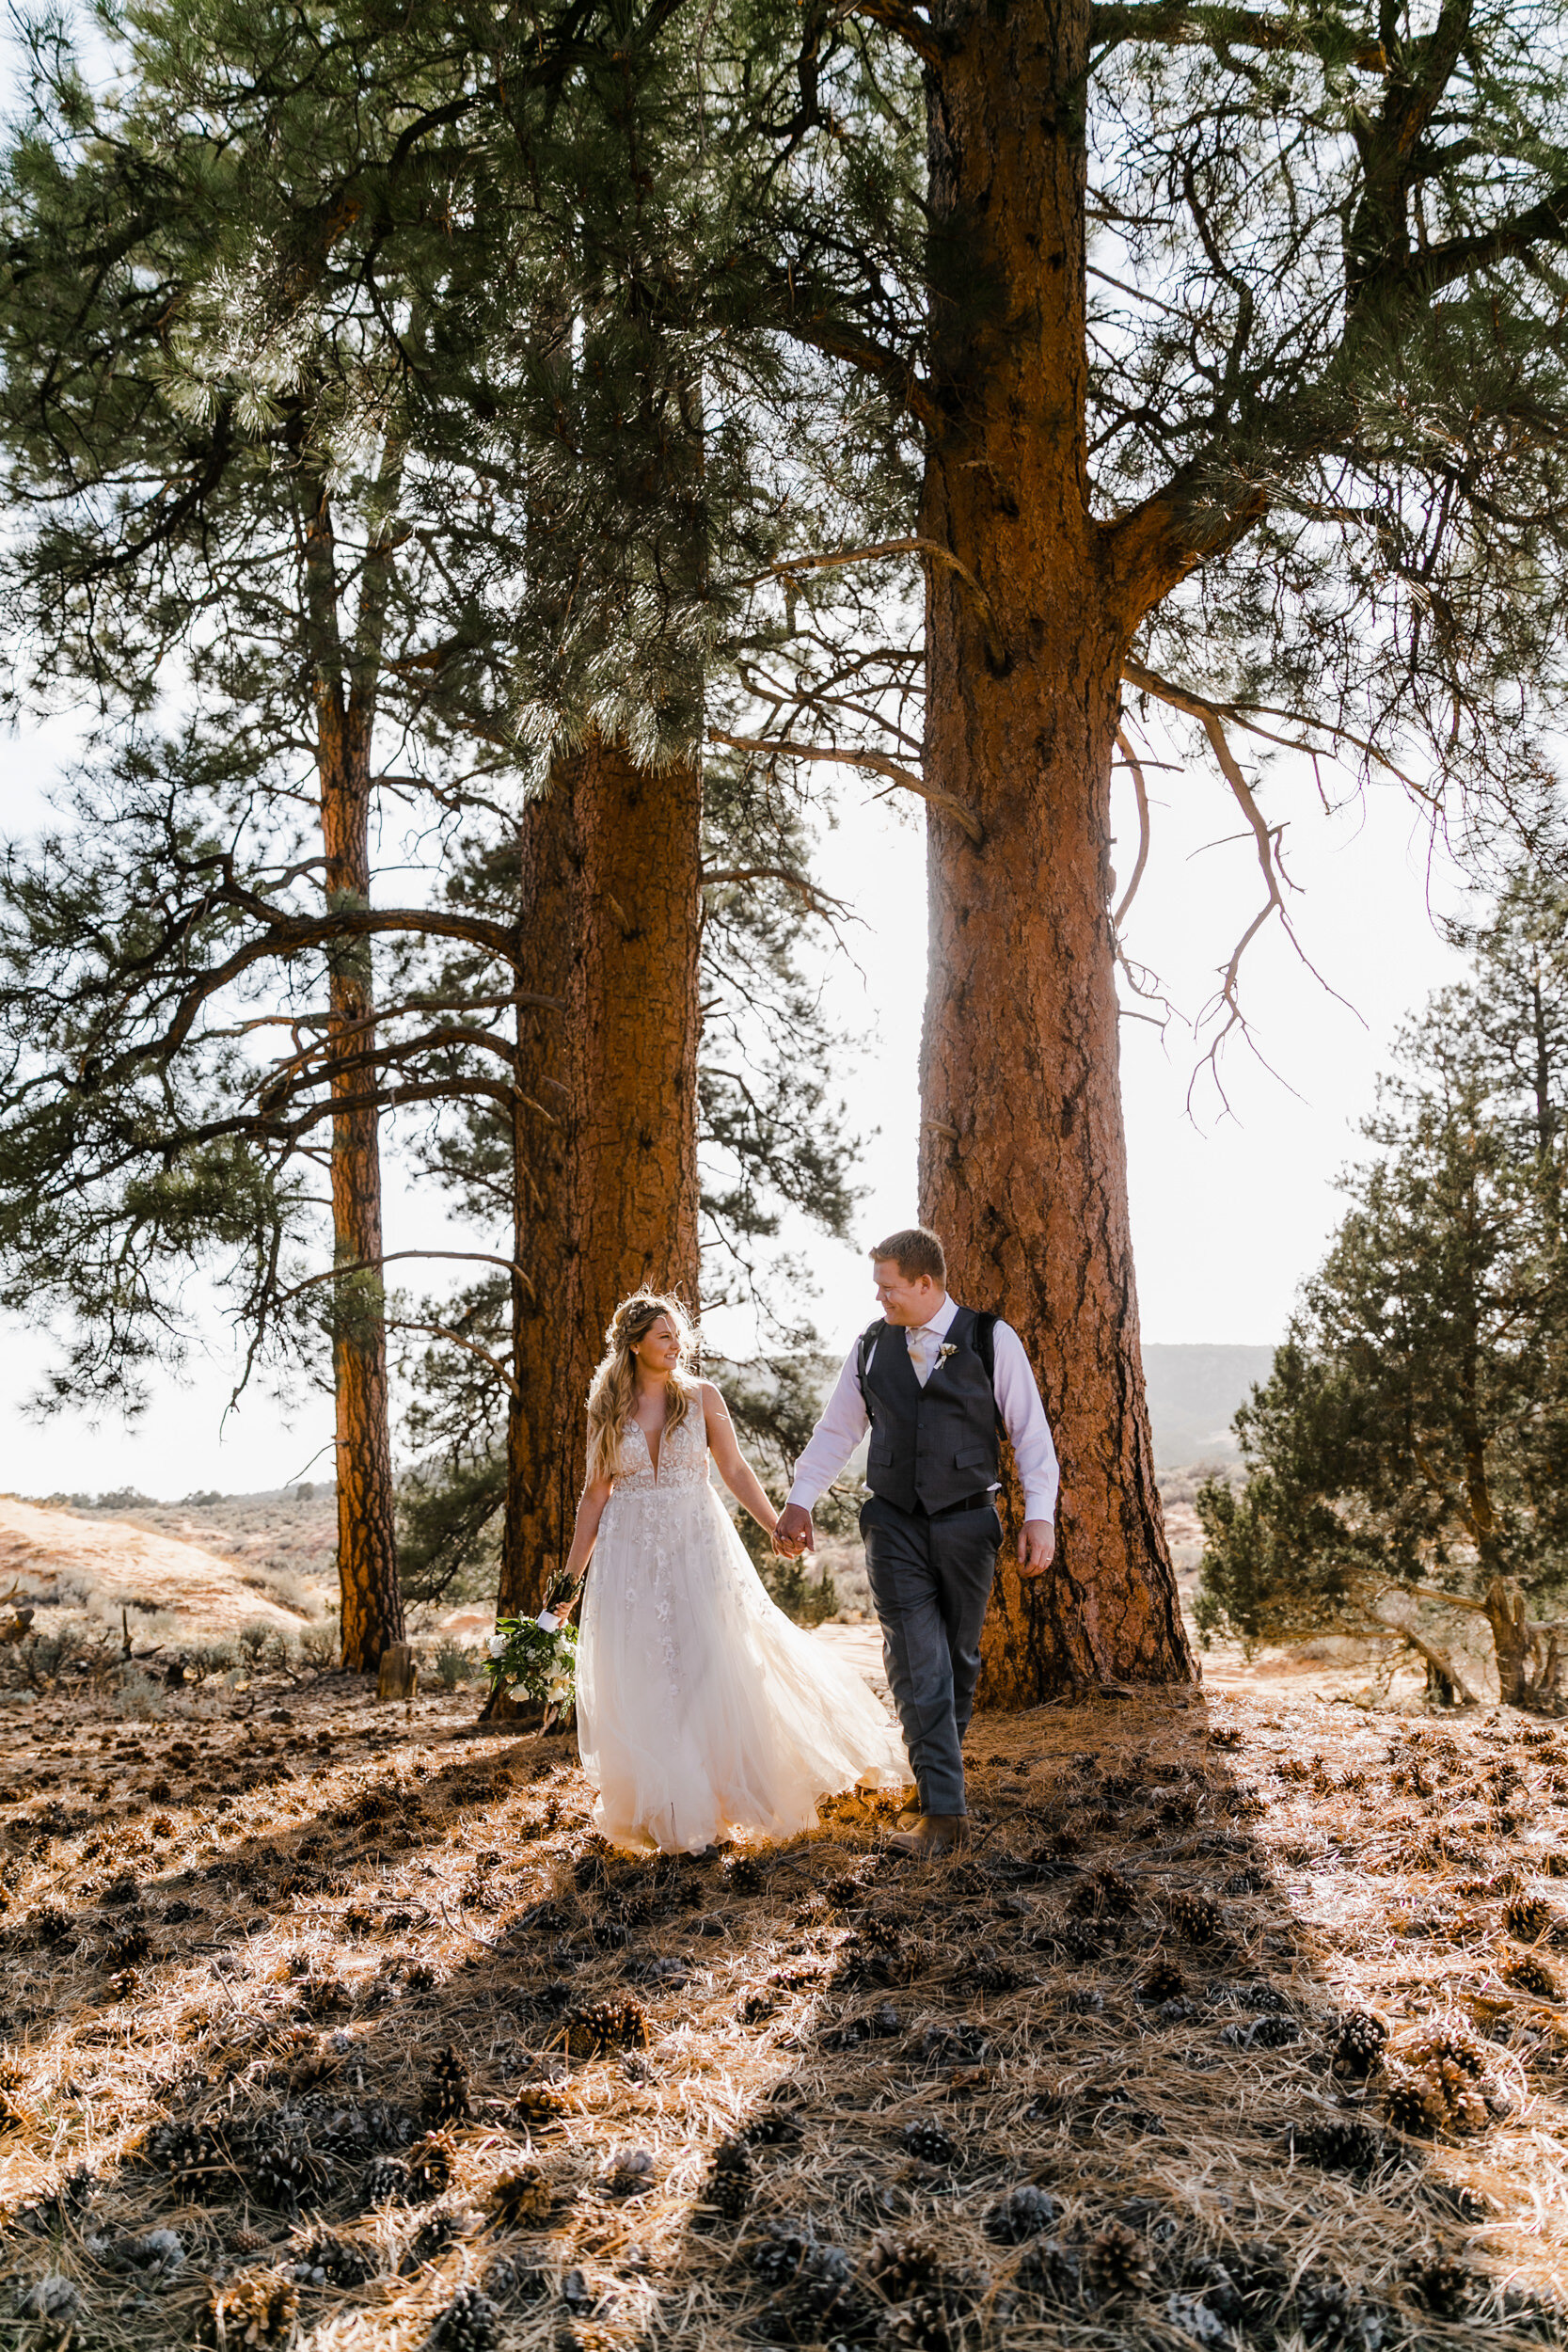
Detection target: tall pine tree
<box><xmin>550</xmin><ymin>0</ymin><xmax>1568</xmax><ymax>1700</ymax></box>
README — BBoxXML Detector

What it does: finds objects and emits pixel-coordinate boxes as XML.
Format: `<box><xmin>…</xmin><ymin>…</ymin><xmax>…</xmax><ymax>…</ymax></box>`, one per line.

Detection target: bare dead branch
<box><xmin>1113</xmin><ymin>725</ymin><xmax>1152</xmax><ymax>930</ymax></box>
<box><xmin>272</xmin><ymin>1248</ymin><xmax>532</xmax><ymax>1311</ymax></box>
<box><xmin>707</xmin><ymin>727</ymin><xmax>984</xmax><ymax>846</ymax></box>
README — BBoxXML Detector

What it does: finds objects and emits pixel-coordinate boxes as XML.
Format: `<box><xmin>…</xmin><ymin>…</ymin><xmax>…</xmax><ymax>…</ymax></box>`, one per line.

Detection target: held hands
<box><xmin>1017</xmin><ymin>1519</ymin><xmax>1055</xmax><ymax>1578</ymax></box>
<box><xmin>772</xmin><ymin>1502</ymin><xmax>816</xmax><ymax>1561</ymax></box>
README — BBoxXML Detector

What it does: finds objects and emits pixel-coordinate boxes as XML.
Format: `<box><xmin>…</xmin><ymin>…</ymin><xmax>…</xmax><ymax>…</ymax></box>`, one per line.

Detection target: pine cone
<box><xmin>245</xmin><ymin>2119</ymin><xmax>312</xmax><ymax>2214</ymax></box>
<box><xmin>1384</xmin><ymin>2069</ymin><xmax>1443</xmax><ymax>2136</ymax></box>
<box><xmin>983</xmin><ymin>2185</ymin><xmax>1059</xmax><ymax>2244</ymax></box>
<box><xmin>725</xmin><ymin>1854</ymin><xmax>764</xmax><ymax>1897</ymax></box>
<box><xmin>742</xmin><ymin>2107</ymin><xmax>803</xmax><ymax>2148</ymax></box>
<box><xmin>360</xmin><ymin>2154</ymin><xmax>413</xmax><ymax>2206</ymax></box>
<box><xmin>294</xmin><ymin>2232</ymin><xmax>377</xmax><ymax>2287</ymax></box>
<box><xmin>563</xmin><ymin>1996</ymin><xmax>649</xmax><ymax>2058</ymax></box>
<box><xmin>1066</xmin><ymin>1868</ymin><xmax>1137</xmax><ymax>1919</ymax></box>
<box><xmin>1504</xmin><ymin>1894</ymin><xmax>1554</xmax><ymax>1943</ymax></box>
<box><xmin>901</xmin><ymin>2121</ymin><xmax>957</xmax><ymax>2166</ymax></box>
<box><xmin>1290</xmin><ymin>2115</ymin><xmax>1382</xmax><ymax>2174</ymax></box>
<box><xmin>198</xmin><ymin>2273</ymin><xmax>299</xmax><ymax>2347</ymax></box>
<box><xmin>1296</xmin><ymin>2272</ymin><xmax>1381</xmax><ymax>2347</ymax></box>
<box><xmin>103</xmin><ymin>1919</ymin><xmax>150</xmax><ymax>1970</ymax></box>
<box><xmin>490</xmin><ymin>2163</ymin><xmax>554</xmax><ymax>2229</ymax></box>
<box><xmin>866</xmin><ymin>2231</ymin><xmax>942</xmax><ymax>2299</ymax></box>
<box><xmin>604</xmin><ymin>2143</ymin><xmax>656</xmax><ymax>2197</ymax></box>
<box><xmin>1138</xmin><ymin>1958</ymin><xmax>1186</xmax><ymax>2005</ymax></box>
<box><xmin>1016</xmin><ymin>2236</ymin><xmax>1078</xmax><ymax>2298</ymax></box>
<box><xmin>481</xmin><ymin>2256</ymin><xmax>546</xmax><ymax>2304</ymax></box>
<box><xmin>878</xmin><ymin>2293</ymin><xmax>951</xmax><ymax>2350</ymax></box>
<box><xmin>974</xmin><ymin>1958</ymin><xmax>1020</xmax><ymax>1994</ymax></box>
<box><xmin>1505</xmin><ymin>1951</ymin><xmax>1560</xmax><ymax>1999</ymax></box>
<box><xmin>784</xmin><ymin>2242</ymin><xmax>854</xmax><ymax>2321</ymax></box>
<box><xmin>30</xmin><ymin>1905</ymin><xmax>71</xmax><ymax>1947</ymax></box>
<box><xmin>147</xmin><ymin>2119</ymin><xmax>225</xmax><ymax>2195</ymax></box>
<box><xmin>510</xmin><ymin>2083</ymin><xmax>566</xmax><ymax>2131</ymax></box>
<box><xmin>422</xmin><ymin>2042</ymin><xmax>472</xmax><ymax>2125</ymax></box>
<box><xmin>1083</xmin><ymin>2218</ymin><xmax>1147</xmax><ymax>2296</ymax></box>
<box><xmin>405</xmin><ymin>2133</ymin><xmax>456</xmax><ymax>2201</ymax></box>
<box><xmin>1404</xmin><ymin>2254</ymin><xmax>1471</xmax><ymax>2316</ymax></box>
<box><xmin>706</xmin><ymin>2137</ymin><xmax>752</xmax><ymax>2218</ymax></box>
<box><xmin>1166</xmin><ymin>1889</ymin><xmax>1222</xmax><ymax>1943</ymax></box>
<box><xmin>1400</xmin><ymin>2019</ymin><xmax>1487</xmax><ymax>2078</ymax></box>
<box><xmin>1331</xmin><ymin>2010</ymin><xmax>1388</xmax><ymax>2078</ymax></box>
<box><xmin>429</xmin><ymin>2284</ymin><xmax>500</xmax><ymax>2351</ymax></box>
<box><xmin>752</xmin><ymin>2220</ymin><xmax>810</xmax><ymax>2290</ymax></box>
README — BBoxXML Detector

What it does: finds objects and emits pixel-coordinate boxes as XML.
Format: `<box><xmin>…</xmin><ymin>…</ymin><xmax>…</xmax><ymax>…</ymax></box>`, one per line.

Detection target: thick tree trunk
<box><xmin>496</xmin><ymin>738</ymin><xmax>703</xmax><ymax>1621</ymax></box>
<box><xmin>1484</xmin><ymin>1575</ymin><xmax>1531</xmax><ymax>1708</ymax></box>
<box><xmin>918</xmin><ymin>0</ymin><xmax>1195</xmax><ymax>1704</ymax></box>
<box><xmin>321</xmin><ymin>723</ymin><xmax>404</xmax><ymax>1673</ymax></box>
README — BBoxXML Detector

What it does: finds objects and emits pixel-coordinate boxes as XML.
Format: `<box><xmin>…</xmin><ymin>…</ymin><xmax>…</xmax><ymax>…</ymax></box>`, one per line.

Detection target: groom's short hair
<box><xmin>870</xmin><ymin>1226</ymin><xmax>946</xmax><ymax>1283</ymax></box>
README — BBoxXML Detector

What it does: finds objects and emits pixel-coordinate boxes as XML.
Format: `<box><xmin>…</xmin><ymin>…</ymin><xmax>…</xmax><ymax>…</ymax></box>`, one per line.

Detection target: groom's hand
<box><xmin>774</xmin><ymin>1503</ymin><xmax>816</xmax><ymax>1560</ymax></box>
<box><xmin>1018</xmin><ymin>1519</ymin><xmax>1055</xmax><ymax>1577</ymax></box>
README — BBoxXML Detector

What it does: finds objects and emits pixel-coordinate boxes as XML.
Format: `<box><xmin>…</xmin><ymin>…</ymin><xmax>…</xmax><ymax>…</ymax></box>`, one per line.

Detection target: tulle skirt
<box><xmin>576</xmin><ymin>1482</ymin><xmax>908</xmax><ymax>1853</ymax></box>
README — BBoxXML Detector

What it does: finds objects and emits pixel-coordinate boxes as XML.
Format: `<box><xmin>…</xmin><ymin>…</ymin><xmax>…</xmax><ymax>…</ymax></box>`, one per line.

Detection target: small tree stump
<box><xmin>376</xmin><ymin>1643</ymin><xmax>419</xmax><ymax>1704</ymax></box>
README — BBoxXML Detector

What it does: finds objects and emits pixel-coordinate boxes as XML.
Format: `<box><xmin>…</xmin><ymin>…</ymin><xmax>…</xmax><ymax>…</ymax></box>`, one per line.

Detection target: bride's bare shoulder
<box><xmin>695</xmin><ymin>1377</ymin><xmax>732</xmax><ymax>1419</ymax></box>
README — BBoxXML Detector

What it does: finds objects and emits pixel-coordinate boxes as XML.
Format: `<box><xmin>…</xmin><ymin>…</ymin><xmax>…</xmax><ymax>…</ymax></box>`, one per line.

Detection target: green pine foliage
<box><xmin>0</xmin><ymin>0</ymin><xmax>879</xmax><ymax>1421</ymax></box>
<box><xmin>1196</xmin><ymin>874</ymin><xmax>1568</xmax><ymax>1706</ymax></box>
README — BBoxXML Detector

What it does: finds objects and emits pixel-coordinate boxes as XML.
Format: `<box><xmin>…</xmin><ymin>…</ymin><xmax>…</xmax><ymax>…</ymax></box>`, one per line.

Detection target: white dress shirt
<box><xmin>787</xmin><ymin>1294</ymin><xmax>1061</xmax><ymax>1522</ymax></box>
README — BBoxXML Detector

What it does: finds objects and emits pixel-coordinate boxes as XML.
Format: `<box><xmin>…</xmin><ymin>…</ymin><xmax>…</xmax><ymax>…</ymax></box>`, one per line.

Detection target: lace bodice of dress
<box><xmin>613</xmin><ymin>1400</ymin><xmax>711</xmax><ymax>1494</ymax></box>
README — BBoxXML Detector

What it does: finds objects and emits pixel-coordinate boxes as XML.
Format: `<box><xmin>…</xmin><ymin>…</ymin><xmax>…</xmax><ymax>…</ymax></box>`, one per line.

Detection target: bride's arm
<box><xmin>555</xmin><ymin>1475</ymin><xmax>614</xmax><ymax>1613</ymax></box>
<box><xmin>700</xmin><ymin>1381</ymin><xmax>782</xmax><ymax>1537</ymax></box>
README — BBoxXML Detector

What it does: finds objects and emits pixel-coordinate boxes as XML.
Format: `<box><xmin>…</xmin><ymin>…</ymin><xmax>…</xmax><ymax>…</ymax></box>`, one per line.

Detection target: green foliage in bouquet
<box><xmin>485</xmin><ymin>1582</ymin><xmax>579</xmax><ymax>1717</ymax></box>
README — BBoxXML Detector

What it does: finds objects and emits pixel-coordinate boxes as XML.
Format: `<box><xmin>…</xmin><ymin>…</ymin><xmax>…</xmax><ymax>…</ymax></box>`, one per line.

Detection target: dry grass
<box><xmin>0</xmin><ymin>1678</ymin><xmax>1562</xmax><ymax>2348</ymax></box>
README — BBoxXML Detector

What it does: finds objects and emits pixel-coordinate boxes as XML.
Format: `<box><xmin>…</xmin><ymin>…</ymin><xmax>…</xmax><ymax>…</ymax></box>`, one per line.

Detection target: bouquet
<box><xmin>484</xmin><ymin>1575</ymin><xmax>580</xmax><ymax>1724</ymax></box>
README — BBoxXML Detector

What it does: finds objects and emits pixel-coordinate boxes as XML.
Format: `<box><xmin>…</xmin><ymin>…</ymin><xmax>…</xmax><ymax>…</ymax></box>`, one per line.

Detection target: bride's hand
<box><xmin>772</xmin><ymin>1504</ymin><xmax>814</xmax><ymax>1560</ymax></box>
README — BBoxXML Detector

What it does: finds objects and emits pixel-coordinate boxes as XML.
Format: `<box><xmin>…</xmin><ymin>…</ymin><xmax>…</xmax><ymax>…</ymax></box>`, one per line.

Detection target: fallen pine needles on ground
<box><xmin>0</xmin><ymin>1677</ymin><xmax>1562</xmax><ymax>2346</ymax></box>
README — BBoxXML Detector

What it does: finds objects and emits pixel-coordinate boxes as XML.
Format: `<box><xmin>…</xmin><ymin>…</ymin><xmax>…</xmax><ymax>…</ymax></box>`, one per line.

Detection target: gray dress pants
<box><xmin>860</xmin><ymin>1493</ymin><xmax>1002</xmax><ymax>1817</ymax></box>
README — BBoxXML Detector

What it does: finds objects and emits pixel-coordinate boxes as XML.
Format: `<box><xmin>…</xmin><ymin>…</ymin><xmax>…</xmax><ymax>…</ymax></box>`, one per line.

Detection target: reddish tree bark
<box><xmin>308</xmin><ymin>492</ymin><xmax>404</xmax><ymax>1673</ymax></box>
<box><xmin>496</xmin><ymin>738</ymin><xmax>703</xmax><ymax>1621</ymax></box>
<box><xmin>916</xmin><ymin>0</ymin><xmax>1196</xmax><ymax>1703</ymax></box>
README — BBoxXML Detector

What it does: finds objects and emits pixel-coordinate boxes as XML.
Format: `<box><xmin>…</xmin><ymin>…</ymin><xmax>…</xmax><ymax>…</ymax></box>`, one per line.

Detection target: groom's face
<box><xmin>873</xmin><ymin>1260</ymin><xmax>943</xmax><ymax>1327</ymax></box>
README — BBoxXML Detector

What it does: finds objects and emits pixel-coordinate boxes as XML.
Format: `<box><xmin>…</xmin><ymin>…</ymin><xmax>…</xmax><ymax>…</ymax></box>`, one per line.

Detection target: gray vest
<box><xmin>859</xmin><ymin>1304</ymin><xmax>1000</xmax><ymax>1515</ymax></box>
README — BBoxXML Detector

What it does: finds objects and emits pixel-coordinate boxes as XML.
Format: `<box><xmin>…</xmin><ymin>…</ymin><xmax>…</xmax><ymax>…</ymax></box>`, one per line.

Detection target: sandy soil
<box><xmin>0</xmin><ymin>1500</ymin><xmax>317</xmax><ymax>1639</ymax></box>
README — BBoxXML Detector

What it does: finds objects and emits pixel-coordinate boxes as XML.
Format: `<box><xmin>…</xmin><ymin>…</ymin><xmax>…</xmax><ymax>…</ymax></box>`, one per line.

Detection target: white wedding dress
<box><xmin>576</xmin><ymin>1404</ymin><xmax>909</xmax><ymax>1853</ymax></box>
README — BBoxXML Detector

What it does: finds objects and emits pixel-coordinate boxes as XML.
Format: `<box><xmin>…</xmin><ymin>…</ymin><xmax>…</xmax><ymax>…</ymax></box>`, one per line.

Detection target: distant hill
<box><xmin>1141</xmin><ymin>1343</ymin><xmax>1276</xmax><ymax>1468</ymax></box>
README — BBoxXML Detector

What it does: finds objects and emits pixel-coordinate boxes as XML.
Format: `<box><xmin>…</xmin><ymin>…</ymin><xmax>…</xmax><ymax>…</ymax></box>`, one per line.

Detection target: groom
<box><xmin>774</xmin><ymin>1226</ymin><xmax>1059</xmax><ymax>1858</ymax></box>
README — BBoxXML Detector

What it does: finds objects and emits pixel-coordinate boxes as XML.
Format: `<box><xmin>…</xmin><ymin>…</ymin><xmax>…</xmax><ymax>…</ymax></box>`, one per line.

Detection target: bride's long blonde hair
<box><xmin>585</xmin><ymin>1291</ymin><xmax>699</xmax><ymax>1484</ymax></box>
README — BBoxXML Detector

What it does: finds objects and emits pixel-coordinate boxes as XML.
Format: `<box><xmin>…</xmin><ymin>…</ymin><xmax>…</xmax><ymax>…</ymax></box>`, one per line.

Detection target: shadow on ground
<box><xmin>0</xmin><ymin>1679</ymin><xmax>1563</xmax><ymax>2347</ymax></box>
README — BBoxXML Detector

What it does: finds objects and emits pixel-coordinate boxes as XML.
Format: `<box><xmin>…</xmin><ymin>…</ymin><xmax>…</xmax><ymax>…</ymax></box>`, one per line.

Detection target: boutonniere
<box><xmin>937</xmin><ymin>1342</ymin><xmax>958</xmax><ymax>1364</ymax></box>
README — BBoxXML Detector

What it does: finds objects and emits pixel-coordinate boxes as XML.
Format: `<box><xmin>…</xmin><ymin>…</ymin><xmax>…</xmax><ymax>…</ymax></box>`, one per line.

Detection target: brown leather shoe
<box><xmin>887</xmin><ymin>1813</ymin><xmax>970</xmax><ymax>1859</ymax></box>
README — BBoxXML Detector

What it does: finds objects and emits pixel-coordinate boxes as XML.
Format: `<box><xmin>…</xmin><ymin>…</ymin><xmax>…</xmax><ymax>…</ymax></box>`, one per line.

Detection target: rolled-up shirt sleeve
<box><xmin>785</xmin><ymin>1347</ymin><xmax>870</xmax><ymax>1510</ymax></box>
<box><xmin>992</xmin><ymin>1321</ymin><xmax>1060</xmax><ymax>1522</ymax></box>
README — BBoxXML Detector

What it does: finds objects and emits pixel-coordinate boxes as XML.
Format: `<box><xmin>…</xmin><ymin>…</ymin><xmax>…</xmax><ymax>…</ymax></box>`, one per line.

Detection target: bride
<box><xmin>557</xmin><ymin>1291</ymin><xmax>908</xmax><ymax>1854</ymax></box>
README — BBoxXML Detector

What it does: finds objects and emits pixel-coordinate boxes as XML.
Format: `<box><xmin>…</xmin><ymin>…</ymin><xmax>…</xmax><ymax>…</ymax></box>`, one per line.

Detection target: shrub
<box><xmin>434</xmin><ymin>1639</ymin><xmax>477</xmax><ymax>1690</ymax></box>
<box><xmin>119</xmin><ymin>1666</ymin><xmax>168</xmax><ymax>1721</ymax></box>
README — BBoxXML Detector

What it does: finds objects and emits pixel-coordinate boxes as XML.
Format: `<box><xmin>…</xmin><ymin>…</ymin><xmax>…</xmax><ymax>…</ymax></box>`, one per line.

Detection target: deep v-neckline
<box><xmin>635</xmin><ymin>1417</ymin><xmax>663</xmax><ymax>1484</ymax></box>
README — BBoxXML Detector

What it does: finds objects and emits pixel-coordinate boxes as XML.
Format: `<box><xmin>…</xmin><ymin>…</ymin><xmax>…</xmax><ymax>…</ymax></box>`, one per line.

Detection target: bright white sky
<box><xmin>1</xmin><ymin>706</ymin><xmax>1475</xmax><ymax>1500</ymax></box>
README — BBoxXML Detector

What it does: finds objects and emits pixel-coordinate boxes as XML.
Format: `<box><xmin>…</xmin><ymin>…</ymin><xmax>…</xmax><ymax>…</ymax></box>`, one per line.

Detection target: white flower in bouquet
<box><xmin>487</xmin><ymin>1632</ymin><xmax>507</xmax><ymax>1658</ymax></box>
